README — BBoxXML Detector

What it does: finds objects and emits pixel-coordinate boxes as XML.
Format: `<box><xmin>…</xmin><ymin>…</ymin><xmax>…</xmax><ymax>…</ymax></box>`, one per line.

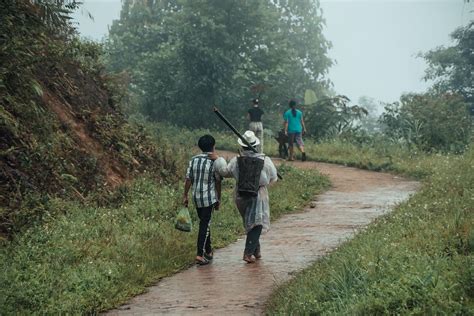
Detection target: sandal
<box><xmin>254</xmin><ymin>248</ymin><xmax>261</xmax><ymax>260</ymax></box>
<box><xmin>204</xmin><ymin>251</ymin><xmax>213</xmax><ymax>261</ymax></box>
<box><xmin>195</xmin><ymin>256</ymin><xmax>210</xmax><ymax>265</ymax></box>
<box><xmin>243</xmin><ymin>254</ymin><xmax>256</xmax><ymax>264</ymax></box>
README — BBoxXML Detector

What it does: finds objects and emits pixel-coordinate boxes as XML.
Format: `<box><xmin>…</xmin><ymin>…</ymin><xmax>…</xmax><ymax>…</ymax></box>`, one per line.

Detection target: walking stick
<box><xmin>213</xmin><ymin>107</ymin><xmax>283</xmax><ymax>180</ymax></box>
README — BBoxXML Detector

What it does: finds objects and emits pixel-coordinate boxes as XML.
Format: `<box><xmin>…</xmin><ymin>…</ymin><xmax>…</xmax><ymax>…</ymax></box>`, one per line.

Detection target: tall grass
<box><xmin>0</xmin><ymin>163</ymin><xmax>329</xmax><ymax>313</ymax></box>
<box><xmin>265</xmin><ymin>137</ymin><xmax>457</xmax><ymax>179</ymax></box>
<box><xmin>140</xmin><ymin>120</ymin><xmax>452</xmax><ymax>180</ymax></box>
<box><xmin>266</xmin><ymin>147</ymin><xmax>473</xmax><ymax>314</ymax></box>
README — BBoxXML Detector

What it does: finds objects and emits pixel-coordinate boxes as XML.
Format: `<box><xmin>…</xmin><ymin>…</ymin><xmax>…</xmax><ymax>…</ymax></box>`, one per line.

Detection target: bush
<box><xmin>380</xmin><ymin>93</ymin><xmax>471</xmax><ymax>152</ymax></box>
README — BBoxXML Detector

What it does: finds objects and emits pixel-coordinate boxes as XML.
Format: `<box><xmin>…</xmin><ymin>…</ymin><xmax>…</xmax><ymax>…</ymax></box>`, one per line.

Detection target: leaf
<box><xmin>31</xmin><ymin>79</ymin><xmax>43</xmax><ymax>97</ymax></box>
<box><xmin>304</xmin><ymin>89</ymin><xmax>317</xmax><ymax>105</ymax></box>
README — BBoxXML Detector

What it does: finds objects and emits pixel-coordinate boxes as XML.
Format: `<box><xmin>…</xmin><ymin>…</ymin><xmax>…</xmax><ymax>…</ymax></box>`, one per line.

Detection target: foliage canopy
<box><xmin>107</xmin><ymin>0</ymin><xmax>332</xmax><ymax>129</ymax></box>
<box><xmin>422</xmin><ymin>22</ymin><xmax>474</xmax><ymax>115</ymax></box>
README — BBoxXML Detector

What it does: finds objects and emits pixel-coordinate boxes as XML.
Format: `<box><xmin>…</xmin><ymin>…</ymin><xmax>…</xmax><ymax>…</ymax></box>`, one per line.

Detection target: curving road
<box><xmin>108</xmin><ymin>152</ymin><xmax>419</xmax><ymax>315</ymax></box>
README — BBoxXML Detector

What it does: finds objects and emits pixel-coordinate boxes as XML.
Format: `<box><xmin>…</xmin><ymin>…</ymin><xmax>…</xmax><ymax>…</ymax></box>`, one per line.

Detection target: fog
<box><xmin>73</xmin><ymin>0</ymin><xmax>472</xmax><ymax>106</ymax></box>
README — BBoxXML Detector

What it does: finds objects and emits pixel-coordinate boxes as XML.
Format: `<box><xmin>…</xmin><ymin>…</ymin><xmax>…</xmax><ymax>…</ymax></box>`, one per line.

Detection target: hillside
<box><xmin>0</xmin><ymin>1</ymin><xmax>177</xmax><ymax>236</ymax></box>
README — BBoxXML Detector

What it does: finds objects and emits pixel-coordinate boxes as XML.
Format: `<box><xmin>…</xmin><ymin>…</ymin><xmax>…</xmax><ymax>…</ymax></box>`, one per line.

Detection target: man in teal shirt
<box><xmin>283</xmin><ymin>100</ymin><xmax>307</xmax><ymax>161</ymax></box>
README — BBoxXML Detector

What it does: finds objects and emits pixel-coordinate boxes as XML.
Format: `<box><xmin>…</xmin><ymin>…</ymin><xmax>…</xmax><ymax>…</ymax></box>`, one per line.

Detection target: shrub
<box><xmin>380</xmin><ymin>93</ymin><xmax>471</xmax><ymax>152</ymax></box>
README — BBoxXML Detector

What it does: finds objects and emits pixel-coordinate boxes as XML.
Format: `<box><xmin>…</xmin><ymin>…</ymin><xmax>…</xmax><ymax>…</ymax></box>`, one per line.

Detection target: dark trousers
<box><xmin>196</xmin><ymin>204</ymin><xmax>214</xmax><ymax>256</ymax></box>
<box><xmin>245</xmin><ymin>225</ymin><xmax>262</xmax><ymax>255</ymax></box>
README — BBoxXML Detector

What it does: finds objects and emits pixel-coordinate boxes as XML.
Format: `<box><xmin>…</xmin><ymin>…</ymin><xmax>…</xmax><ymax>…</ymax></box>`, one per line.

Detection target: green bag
<box><xmin>174</xmin><ymin>207</ymin><xmax>192</xmax><ymax>232</ymax></box>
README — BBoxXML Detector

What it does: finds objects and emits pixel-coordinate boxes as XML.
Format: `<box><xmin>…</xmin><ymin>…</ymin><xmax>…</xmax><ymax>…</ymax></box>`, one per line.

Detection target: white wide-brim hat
<box><xmin>237</xmin><ymin>130</ymin><xmax>260</xmax><ymax>147</ymax></box>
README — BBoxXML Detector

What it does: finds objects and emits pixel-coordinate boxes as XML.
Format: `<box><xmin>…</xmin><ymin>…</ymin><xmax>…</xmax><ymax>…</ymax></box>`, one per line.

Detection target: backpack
<box><xmin>237</xmin><ymin>155</ymin><xmax>264</xmax><ymax>197</ymax></box>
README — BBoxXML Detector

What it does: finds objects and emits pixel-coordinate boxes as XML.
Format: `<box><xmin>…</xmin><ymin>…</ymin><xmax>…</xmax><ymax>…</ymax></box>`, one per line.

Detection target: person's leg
<box><xmin>204</xmin><ymin>220</ymin><xmax>212</xmax><ymax>255</ymax></box>
<box><xmin>288</xmin><ymin>133</ymin><xmax>295</xmax><ymax>160</ymax></box>
<box><xmin>295</xmin><ymin>133</ymin><xmax>306</xmax><ymax>161</ymax></box>
<box><xmin>249</xmin><ymin>122</ymin><xmax>262</xmax><ymax>153</ymax></box>
<box><xmin>254</xmin><ymin>239</ymin><xmax>261</xmax><ymax>259</ymax></box>
<box><xmin>196</xmin><ymin>206</ymin><xmax>212</xmax><ymax>259</ymax></box>
<box><xmin>244</xmin><ymin>225</ymin><xmax>263</xmax><ymax>262</ymax></box>
<box><xmin>257</xmin><ymin>123</ymin><xmax>263</xmax><ymax>153</ymax></box>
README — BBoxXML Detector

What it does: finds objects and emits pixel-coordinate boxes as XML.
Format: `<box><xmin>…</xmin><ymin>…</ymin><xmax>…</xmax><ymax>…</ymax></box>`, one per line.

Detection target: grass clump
<box><xmin>265</xmin><ymin>137</ymin><xmax>455</xmax><ymax>179</ymax></box>
<box><xmin>0</xmin><ymin>163</ymin><xmax>329</xmax><ymax>314</ymax></box>
<box><xmin>266</xmin><ymin>147</ymin><xmax>473</xmax><ymax>315</ymax></box>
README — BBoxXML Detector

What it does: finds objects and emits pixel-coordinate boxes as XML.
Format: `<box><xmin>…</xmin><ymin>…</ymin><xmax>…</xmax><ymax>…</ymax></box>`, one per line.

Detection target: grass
<box><xmin>0</xmin><ymin>160</ymin><xmax>329</xmax><ymax>313</ymax></box>
<box><xmin>266</xmin><ymin>147</ymin><xmax>473</xmax><ymax>315</ymax></box>
<box><xmin>139</xmin><ymin>120</ymin><xmax>453</xmax><ymax>180</ymax></box>
<box><xmin>264</xmin><ymin>137</ymin><xmax>458</xmax><ymax>180</ymax></box>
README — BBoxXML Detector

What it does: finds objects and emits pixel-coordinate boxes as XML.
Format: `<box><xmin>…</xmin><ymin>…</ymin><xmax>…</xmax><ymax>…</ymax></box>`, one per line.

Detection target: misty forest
<box><xmin>0</xmin><ymin>0</ymin><xmax>473</xmax><ymax>314</ymax></box>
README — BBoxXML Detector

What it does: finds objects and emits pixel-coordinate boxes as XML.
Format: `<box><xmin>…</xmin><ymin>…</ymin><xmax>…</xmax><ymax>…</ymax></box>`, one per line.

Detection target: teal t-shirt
<box><xmin>283</xmin><ymin>109</ymin><xmax>303</xmax><ymax>133</ymax></box>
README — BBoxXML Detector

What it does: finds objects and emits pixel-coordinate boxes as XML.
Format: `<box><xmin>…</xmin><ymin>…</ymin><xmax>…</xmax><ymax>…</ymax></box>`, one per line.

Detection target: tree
<box><xmin>106</xmin><ymin>0</ymin><xmax>332</xmax><ymax>129</ymax></box>
<box><xmin>379</xmin><ymin>93</ymin><xmax>471</xmax><ymax>152</ymax></box>
<box><xmin>357</xmin><ymin>96</ymin><xmax>382</xmax><ymax>134</ymax></box>
<box><xmin>422</xmin><ymin>22</ymin><xmax>474</xmax><ymax>115</ymax></box>
<box><xmin>305</xmin><ymin>96</ymin><xmax>368</xmax><ymax>140</ymax></box>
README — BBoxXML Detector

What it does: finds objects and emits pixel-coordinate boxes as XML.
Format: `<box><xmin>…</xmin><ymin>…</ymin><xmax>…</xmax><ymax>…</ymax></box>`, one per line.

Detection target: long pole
<box><xmin>213</xmin><ymin>107</ymin><xmax>258</xmax><ymax>153</ymax></box>
<box><xmin>213</xmin><ymin>107</ymin><xmax>283</xmax><ymax>180</ymax></box>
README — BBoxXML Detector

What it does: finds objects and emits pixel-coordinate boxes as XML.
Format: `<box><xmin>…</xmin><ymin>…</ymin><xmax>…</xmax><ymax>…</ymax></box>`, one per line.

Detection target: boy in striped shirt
<box><xmin>183</xmin><ymin>135</ymin><xmax>227</xmax><ymax>265</ymax></box>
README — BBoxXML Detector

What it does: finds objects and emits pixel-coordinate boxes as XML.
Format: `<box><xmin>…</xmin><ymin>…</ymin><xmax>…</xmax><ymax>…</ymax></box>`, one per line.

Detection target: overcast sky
<box><xmin>72</xmin><ymin>0</ymin><xmax>473</xmax><ymax>106</ymax></box>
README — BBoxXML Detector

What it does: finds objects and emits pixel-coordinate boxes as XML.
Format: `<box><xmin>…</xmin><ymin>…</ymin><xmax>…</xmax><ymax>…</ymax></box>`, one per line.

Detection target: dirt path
<box><xmin>108</xmin><ymin>152</ymin><xmax>419</xmax><ymax>315</ymax></box>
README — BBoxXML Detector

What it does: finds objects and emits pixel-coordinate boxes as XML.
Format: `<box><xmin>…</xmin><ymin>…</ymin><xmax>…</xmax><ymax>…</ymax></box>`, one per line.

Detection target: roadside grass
<box><xmin>266</xmin><ymin>147</ymin><xmax>473</xmax><ymax>314</ymax></box>
<box><xmin>264</xmin><ymin>138</ymin><xmax>455</xmax><ymax>180</ymax></box>
<box><xmin>140</xmin><ymin>120</ymin><xmax>450</xmax><ymax>180</ymax></box>
<box><xmin>0</xmin><ymin>162</ymin><xmax>329</xmax><ymax>313</ymax></box>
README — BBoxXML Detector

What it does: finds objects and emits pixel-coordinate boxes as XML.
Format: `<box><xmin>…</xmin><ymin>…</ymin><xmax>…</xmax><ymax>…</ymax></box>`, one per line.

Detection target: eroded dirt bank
<box><xmin>108</xmin><ymin>152</ymin><xmax>419</xmax><ymax>315</ymax></box>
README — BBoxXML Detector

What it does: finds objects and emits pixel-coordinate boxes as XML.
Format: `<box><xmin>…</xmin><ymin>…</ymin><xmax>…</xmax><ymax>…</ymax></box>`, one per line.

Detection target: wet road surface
<box><xmin>108</xmin><ymin>152</ymin><xmax>419</xmax><ymax>315</ymax></box>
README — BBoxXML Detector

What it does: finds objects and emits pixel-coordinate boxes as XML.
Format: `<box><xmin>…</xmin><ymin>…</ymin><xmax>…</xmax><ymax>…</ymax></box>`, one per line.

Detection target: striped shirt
<box><xmin>185</xmin><ymin>153</ymin><xmax>226</xmax><ymax>208</ymax></box>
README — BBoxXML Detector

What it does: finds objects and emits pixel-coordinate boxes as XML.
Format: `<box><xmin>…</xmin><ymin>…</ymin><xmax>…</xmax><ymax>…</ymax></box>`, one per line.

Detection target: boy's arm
<box><xmin>183</xmin><ymin>159</ymin><xmax>193</xmax><ymax>207</ymax></box>
<box><xmin>183</xmin><ymin>178</ymin><xmax>192</xmax><ymax>207</ymax></box>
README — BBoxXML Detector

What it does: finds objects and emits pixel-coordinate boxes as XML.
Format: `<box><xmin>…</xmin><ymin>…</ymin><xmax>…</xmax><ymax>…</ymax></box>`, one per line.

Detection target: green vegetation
<box><xmin>0</xmin><ymin>1</ymin><xmax>177</xmax><ymax>235</ymax></box>
<box><xmin>380</xmin><ymin>93</ymin><xmax>471</xmax><ymax>152</ymax></box>
<box><xmin>106</xmin><ymin>0</ymin><xmax>332</xmax><ymax>130</ymax></box>
<box><xmin>264</xmin><ymin>137</ymin><xmax>460</xmax><ymax>179</ymax></box>
<box><xmin>267</xmin><ymin>147</ymin><xmax>473</xmax><ymax>314</ymax></box>
<box><xmin>2</xmin><ymin>1</ymin><xmax>472</xmax><ymax>314</ymax></box>
<box><xmin>422</xmin><ymin>21</ymin><xmax>473</xmax><ymax>114</ymax></box>
<box><xmin>0</xmin><ymin>162</ymin><xmax>329</xmax><ymax>314</ymax></box>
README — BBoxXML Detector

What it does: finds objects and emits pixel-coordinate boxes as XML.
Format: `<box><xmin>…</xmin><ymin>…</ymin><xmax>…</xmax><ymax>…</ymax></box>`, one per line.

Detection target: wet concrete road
<box><xmin>108</xmin><ymin>153</ymin><xmax>419</xmax><ymax>315</ymax></box>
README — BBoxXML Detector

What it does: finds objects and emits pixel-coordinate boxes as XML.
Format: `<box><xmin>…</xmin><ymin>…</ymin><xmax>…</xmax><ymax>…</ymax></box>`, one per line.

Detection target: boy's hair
<box><xmin>198</xmin><ymin>135</ymin><xmax>215</xmax><ymax>152</ymax></box>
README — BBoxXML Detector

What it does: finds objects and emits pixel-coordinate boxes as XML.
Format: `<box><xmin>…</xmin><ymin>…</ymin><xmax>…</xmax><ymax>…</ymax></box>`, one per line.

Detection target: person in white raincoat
<box><xmin>223</xmin><ymin>130</ymin><xmax>278</xmax><ymax>263</ymax></box>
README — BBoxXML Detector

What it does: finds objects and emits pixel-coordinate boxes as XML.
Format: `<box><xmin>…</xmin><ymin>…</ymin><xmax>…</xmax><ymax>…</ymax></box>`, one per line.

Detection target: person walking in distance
<box><xmin>247</xmin><ymin>98</ymin><xmax>264</xmax><ymax>153</ymax></box>
<box><xmin>183</xmin><ymin>135</ymin><xmax>227</xmax><ymax>265</ymax></box>
<box><xmin>283</xmin><ymin>99</ymin><xmax>307</xmax><ymax>161</ymax></box>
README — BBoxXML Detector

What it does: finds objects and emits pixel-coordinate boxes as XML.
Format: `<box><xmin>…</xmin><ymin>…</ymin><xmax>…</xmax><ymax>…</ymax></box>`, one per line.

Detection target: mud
<box><xmin>108</xmin><ymin>152</ymin><xmax>419</xmax><ymax>315</ymax></box>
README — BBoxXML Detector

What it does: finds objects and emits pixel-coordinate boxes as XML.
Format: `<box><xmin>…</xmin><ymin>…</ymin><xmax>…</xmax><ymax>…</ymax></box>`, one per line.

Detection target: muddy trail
<box><xmin>108</xmin><ymin>151</ymin><xmax>420</xmax><ymax>315</ymax></box>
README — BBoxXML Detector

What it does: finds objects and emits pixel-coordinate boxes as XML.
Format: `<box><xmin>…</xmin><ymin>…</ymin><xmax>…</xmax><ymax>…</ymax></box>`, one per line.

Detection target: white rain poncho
<box><xmin>222</xmin><ymin>151</ymin><xmax>278</xmax><ymax>233</ymax></box>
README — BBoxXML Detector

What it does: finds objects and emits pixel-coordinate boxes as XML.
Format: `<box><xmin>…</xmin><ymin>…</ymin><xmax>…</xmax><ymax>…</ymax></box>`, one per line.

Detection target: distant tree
<box><xmin>305</xmin><ymin>96</ymin><xmax>368</xmax><ymax>140</ymax></box>
<box><xmin>422</xmin><ymin>22</ymin><xmax>474</xmax><ymax>115</ymax></box>
<box><xmin>357</xmin><ymin>96</ymin><xmax>382</xmax><ymax>133</ymax></box>
<box><xmin>106</xmin><ymin>0</ymin><xmax>332</xmax><ymax>128</ymax></box>
<box><xmin>380</xmin><ymin>93</ymin><xmax>471</xmax><ymax>152</ymax></box>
